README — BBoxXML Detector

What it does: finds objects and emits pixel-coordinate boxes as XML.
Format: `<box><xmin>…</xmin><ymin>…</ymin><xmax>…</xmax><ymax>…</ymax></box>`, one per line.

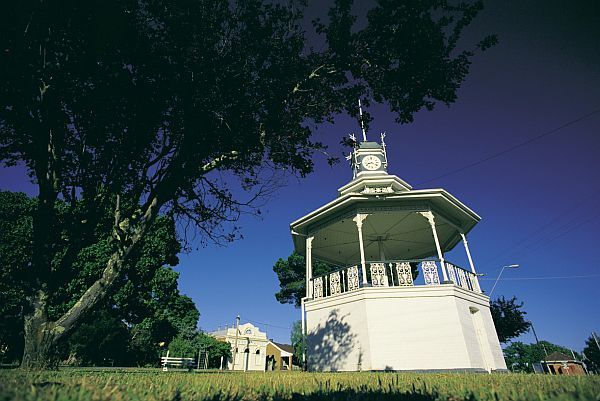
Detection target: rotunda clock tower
<box><xmin>350</xmin><ymin>134</ymin><xmax>389</xmax><ymax>178</ymax></box>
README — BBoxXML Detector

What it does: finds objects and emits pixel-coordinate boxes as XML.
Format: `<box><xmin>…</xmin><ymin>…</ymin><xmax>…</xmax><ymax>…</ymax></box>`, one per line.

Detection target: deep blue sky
<box><xmin>1</xmin><ymin>1</ymin><xmax>599</xmax><ymax>351</ymax></box>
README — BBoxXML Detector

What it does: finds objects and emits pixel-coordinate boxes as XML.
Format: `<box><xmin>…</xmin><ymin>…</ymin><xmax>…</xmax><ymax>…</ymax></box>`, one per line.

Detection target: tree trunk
<box><xmin>21</xmin><ymin>290</ymin><xmax>57</xmax><ymax>369</ymax></box>
<box><xmin>20</xmin><ymin>193</ymin><xmax>163</xmax><ymax>368</ymax></box>
<box><xmin>22</xmin><ymin>124</ymin><xmax>59</xmax><ymax>369</ymax></box>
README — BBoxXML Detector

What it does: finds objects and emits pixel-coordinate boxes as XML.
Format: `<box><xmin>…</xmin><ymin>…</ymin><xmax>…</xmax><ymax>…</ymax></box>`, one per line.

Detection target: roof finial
<box><xmin>358</xmin><ymin>99</ymin><xmax>367</xmax><ymax>142</ymax></box>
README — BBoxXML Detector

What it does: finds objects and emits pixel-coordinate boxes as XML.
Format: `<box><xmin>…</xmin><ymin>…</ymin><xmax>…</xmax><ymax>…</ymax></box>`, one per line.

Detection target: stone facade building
<box><xmin>210</xmin><ymin>322</ymin><xmax>268</xmax><ymax>371</ymax></box>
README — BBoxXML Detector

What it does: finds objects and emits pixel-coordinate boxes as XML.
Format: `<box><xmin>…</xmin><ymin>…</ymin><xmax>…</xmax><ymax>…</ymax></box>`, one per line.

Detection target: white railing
<box><xmin>445</xmin><ymin>261</ymin><xmax>481</xmax><ymax>293</ymax></box>
<box><xmin>310</xmin><ymin>260</ymin><xmax>481</xmax><ymax>299</ymax></box>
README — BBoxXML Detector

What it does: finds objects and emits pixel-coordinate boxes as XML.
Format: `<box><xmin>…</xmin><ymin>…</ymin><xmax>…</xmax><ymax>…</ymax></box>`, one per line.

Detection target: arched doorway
<box><xmin>244</xmin><ymin>348</ymin><xmax>250</xmax><ymax>371</ymax></box>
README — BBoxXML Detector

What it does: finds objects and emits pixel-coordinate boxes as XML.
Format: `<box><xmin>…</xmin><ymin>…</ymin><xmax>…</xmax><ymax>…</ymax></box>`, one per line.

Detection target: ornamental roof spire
<box><xmin>348</xmin><ymin>100</ymin><xmax>389</xmax><ymax>179</ymax></box>
<box><xmin>358</xmin><ymin>98</ymin><xmax>368</xmax><ymax>142</ymax></box>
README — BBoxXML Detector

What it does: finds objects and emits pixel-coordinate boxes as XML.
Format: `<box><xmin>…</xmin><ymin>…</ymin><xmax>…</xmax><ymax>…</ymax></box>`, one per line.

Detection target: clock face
<box><xmin>361</xmin><ymin>155</ymin><xmax>382</xmax><ymax>170</ymax></box>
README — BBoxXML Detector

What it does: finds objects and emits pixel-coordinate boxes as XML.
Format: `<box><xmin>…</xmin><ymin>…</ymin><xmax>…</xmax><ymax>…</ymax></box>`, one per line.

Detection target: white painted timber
<box><xmin>305</xmin><ymin>285</ymin><xmax>507</xmax><ymax>372</ymax></box>
<box><xmin>210</xmin><ymin>323</ymin><xmax>269</xmax><ymax>371</ymax></box>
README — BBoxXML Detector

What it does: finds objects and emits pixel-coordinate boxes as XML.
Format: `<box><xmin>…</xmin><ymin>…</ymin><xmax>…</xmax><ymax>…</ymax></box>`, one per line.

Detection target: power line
<box><xmin>479</xmin><ymin>193</ymin><xmax>600</xmax><ymax>271</ymax></box>
<box><xmin>247</xmin><ymin>319</ymin><xmax>291</xmax><ymax>331</ymax></box>
<box><xmin>418</xmin><ymin>107</ymin><xmax>600</xmax><ymax>185</ymax></box>
<box><xmin>479</xmin><ymin>190</ymin><xmax>600</xmax><ymax>268</ymax></box>
<box><xmin>509</xmin><ymin>212</ymin><xmax>600</xmax><ymax>258</ymax></box>
<box><xmin>210</xmin><ymin>319</ymin><xmax>292</xmax><ymax>335</ymax></box>
<box><xmin>480</xmin><ymin>274</ymin><xmax>600</xmax><ymax>281</ymax></box>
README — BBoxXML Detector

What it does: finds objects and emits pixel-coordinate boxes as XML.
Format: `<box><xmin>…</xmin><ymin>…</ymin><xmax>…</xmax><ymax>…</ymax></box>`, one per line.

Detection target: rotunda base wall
<box><xmin>304</xmin><ymin>285</ymin><xmax>507</xmax><ymax>372</ymax></box>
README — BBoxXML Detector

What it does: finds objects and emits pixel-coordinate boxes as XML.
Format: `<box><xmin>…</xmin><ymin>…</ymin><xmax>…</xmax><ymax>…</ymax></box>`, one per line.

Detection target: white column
<box><xmin>419</xmin><ymin>211</ymin><xmax>449</xmax><ymax>282</ymax></box>
<box><xmin>461</xmin><ymin>232</ymin><xmax>481</xmax><ymax>292</ymax></box>
<box><xmin>377</xmin><ymin>236</ymin><xmax>386</xmax><ymax>261</ymax></box>
<box><xmin>300</xmin><ymin>297</ymin><xmax>306</xmax><ymax>370</ymax></box>
<box><xmin>353</xmin><ymin>213</ymin><xmax>369</xmax><ymax>284</ymax></box>
<box><xmin>460</xmin><ymin>233</ymin><xmax>477</xmax><ymax>274</ymax></box>
<box><xmin>306</xmin><ymin>236</ymin><xmax>314</xmax><ymax>298</ymax></box>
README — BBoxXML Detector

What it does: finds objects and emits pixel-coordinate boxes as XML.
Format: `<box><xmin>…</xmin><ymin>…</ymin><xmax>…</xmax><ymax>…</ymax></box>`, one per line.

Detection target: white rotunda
<box><xmin>290</xmin><ymin>133</ymin><xmax>507</xmax><ymax>372</ymax></box>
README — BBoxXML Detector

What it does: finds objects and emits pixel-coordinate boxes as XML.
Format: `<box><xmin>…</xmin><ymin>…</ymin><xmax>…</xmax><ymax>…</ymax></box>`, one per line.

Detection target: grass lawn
<box><xmin>0</xmin><ymin>369</ymin><xmax>599</xmax><ymax>401</ymax></box>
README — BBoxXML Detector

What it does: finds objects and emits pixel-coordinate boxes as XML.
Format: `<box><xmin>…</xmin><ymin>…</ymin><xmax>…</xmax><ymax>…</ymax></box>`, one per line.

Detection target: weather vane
<box><xmin>358</xmin><ymin>99</ymin><xmax>367</xmax><ymax>142</ymax></box>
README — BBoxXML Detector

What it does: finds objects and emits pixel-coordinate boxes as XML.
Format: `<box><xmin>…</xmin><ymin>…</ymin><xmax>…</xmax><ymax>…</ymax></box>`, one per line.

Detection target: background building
<box><xmin>211</xmin><ymin>322</ymin><xmax>268</xmax><ymax>371</ymax></box>
<box><xmin>266</xmin><ymin>341</ymin><xmax>294</xmax><ymax>371</ymax></box>
<box><xmin>543</xmin><ymin>352</ymin><xmax>588</xmax><ymax>375</ymax></box>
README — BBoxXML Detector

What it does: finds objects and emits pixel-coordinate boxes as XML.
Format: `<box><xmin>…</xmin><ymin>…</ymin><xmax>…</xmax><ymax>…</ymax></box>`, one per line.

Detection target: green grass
<box><xmin>0</xmin><ymin>369</ymin><xmax>599</xmax><ymax>401</ymax></box>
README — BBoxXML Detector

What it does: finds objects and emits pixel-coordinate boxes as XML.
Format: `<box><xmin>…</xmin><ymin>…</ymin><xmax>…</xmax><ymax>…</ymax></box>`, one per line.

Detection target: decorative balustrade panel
<box><xmin>370</xmin><ymin>263</ymin><xmax>389</xmax><ymax>287</ymax></box>
<box><xmin>329</xmin><ymin>272</ymin><xmax>341</xmax><ymax>295</ymax></box>
<box><xmin>309</xmin><ymin>260</ymin><xmax>481</xmax><ymax>300</ymax></box>
<box><xmin>313</xmin><ymin>277</ymin><xmax>323</xmax><ymax>299</ymax></box>
<box><xmin>395</xmin><ymin>262</ymin><xmax>414</xmax><ymax>286</ymax></box>
<box><xmin>347</xmin><ymin>266</ymin><xmax>360</xmax><ymax>291</ymax></box>
<box><xmin>422</xmin><ymin>261</ymin><xmax>440</xmax><ymax>285</ymax></box>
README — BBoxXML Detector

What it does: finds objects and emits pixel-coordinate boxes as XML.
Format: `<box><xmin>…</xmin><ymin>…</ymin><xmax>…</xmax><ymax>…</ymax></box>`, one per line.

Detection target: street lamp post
<box><xmin>529</xmin><ymin>322</ymin><xmax>548</xmax><ymax>355</ymax></box>
<box><xmin>529</xmin><ymin>321</ymin><xmax>548</xmax><ymax>373</ymax></box>
<box><xmin>232</xmin><ymin>314</ymin><xmax>240</xmax><ymax>370</ymax></box>
<box><xmin>489</xmin><ymin>264</ymin><xmax>520</xmax><ymax>297</ymax></box>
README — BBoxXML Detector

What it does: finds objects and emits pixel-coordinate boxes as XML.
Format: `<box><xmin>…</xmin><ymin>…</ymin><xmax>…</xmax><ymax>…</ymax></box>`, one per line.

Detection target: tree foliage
<box><xmin>168</xmin><ymin>331</ymin><xmax>231</xmax><ymax>369</ymax></box>
<box><xmin>273</xmin><ymin>252</ymin><xmax>334</xmax><ymax>307</ymax></box>
<box><xmin>60</xmin><ymin>309</ymin><xmax>130</xmax><ymax>366</ymax></box>
<box><xmin>0</xmin><ymin>192</ymin><xmax>33</xmax><ymax>363</ymax></box>
<box><xmin>290</xmin><ymin>320</ymin><xmax>303</xmax><ymax>367</ymax></box>
<box><xmin>0</xmin><ymin>0</ymin><xmax>494</xmax><ymax>367</ymax></box>
<box><xmin>490</xmin><ymin>296</ymin><xmax>531</xmax><ymax>343</ymax></box>
<box><xmin>582</xmin><ymin>334</ymin><xmax>600</xmax><ymax>373</ymax></box>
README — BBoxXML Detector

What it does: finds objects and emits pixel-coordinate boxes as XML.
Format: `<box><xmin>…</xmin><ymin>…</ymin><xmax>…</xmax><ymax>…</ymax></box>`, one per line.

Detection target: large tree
<box><xmin>0</xmin><ymin>191</ymin><xmax>198</xmax><ymax>366</ymax></box>
<box><xmin>0</xmin><ymin>0</ymin><xmax>494</xmax><ymax>367</ymax></box>
<box><xmin>490</xmin><ymin>296</ymin><xmax>531</xmax><ymax>343</ymax></box>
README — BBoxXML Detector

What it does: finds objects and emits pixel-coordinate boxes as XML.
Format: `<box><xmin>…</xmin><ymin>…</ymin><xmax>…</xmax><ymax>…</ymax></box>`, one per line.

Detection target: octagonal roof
<box><xmin>290</xmin><ymin>173</ymin><xmax>480</xmax><ymax>266</ymax></box>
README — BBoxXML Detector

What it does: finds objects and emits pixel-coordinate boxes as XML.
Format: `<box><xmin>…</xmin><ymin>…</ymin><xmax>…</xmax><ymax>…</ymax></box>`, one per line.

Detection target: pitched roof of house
<box><xmin>545</xmin><ymin>352</ymin><xmax>578</xmax><ymax>362</ymax></box>
<box><xmin>270</xmin><ymin>341</ymin><xmax>294</xmax><ymax>354</ymax></box>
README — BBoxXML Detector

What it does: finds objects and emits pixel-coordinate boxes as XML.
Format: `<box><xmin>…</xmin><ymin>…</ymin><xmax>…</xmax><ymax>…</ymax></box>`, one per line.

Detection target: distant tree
<box><xmin>290</xmin><ymin>320</ymin><xmax>303</xmax><ymax>367</ymax></box>
<box><xmin>490</xmin><ymin>296</ymin><xmax>531</xmax><ymax>343</ymax></box>
<box><xmin>110</xmin><ymin>268</ymin><xmax>199</xmax><ymax>366</ymax></box>
<box><xmin>0</xmin><ymin>0</ymin><xmax>495</xmax><ymax>368</ymax></box>
<box><xmin>582</xmin><ymin>334</ymin><xmax>600</xmax><ymax>373</ymax></box>
<box><xmin>273</xmin><ymin>252</ymin><xmax>333</xmax><ymax>307</ymax></box>
<box><xmin>503</xmin><ymin>341</ymin><xmax>580</xmax><ymax>372</ymax></box>
<box><xmin>168</xmin><ymin>331</ymin><xmax>231</xmax><ymax>369</ymax></box>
